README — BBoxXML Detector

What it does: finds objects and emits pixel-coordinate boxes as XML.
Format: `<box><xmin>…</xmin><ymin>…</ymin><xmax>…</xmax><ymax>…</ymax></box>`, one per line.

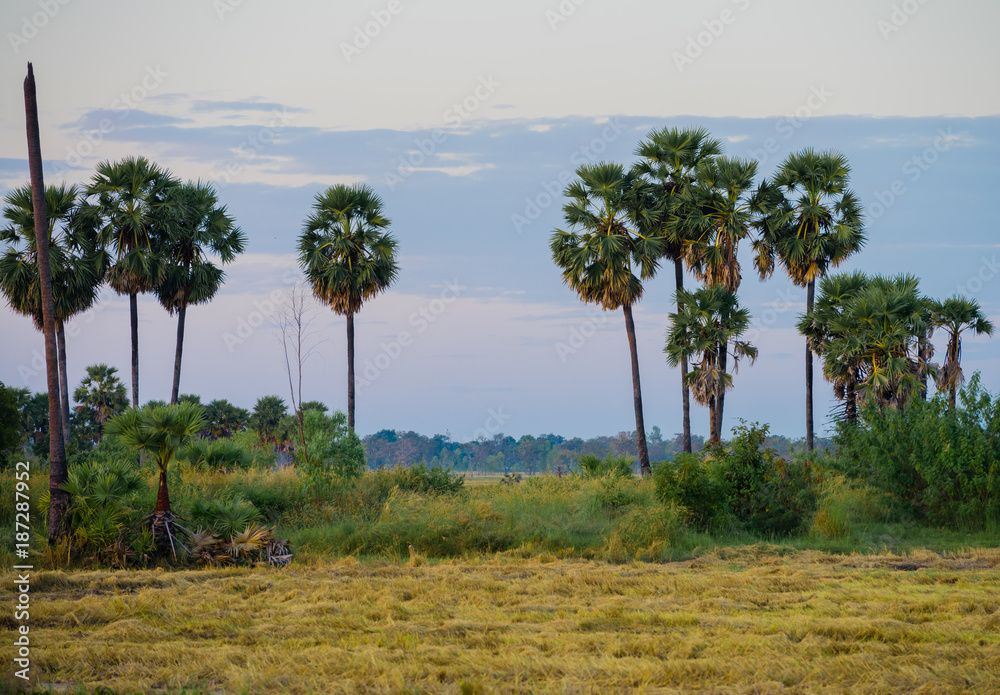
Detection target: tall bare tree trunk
<box><xmin>623</xmin><ymin>304</ymin><xmax>650</xmax><ymax>476</ymax></box>
<box><xmin>707</xmin><ymin>395</ymin><xmax>720</xmax><ymax>447</ymax></box>
<box><xmin>347</xmin><ymin>310</ymin><xmax>355</xmax><ymax>430</ymax></box>
<box><xmin>805</xmin><ymin>279</ymin><xmax>815</xmax><ymax>453</ymax></box>
<box><xmin>716</xmin><ymin>340</ymin><xmax>728</xmax><ymax>444</ymax></box>
<box><xmin>170</xmin><ymin>301</ymin><xmax>186</xmax><ymax>405</ymax></box>
<box><xmin>676</xmin><ymin>259</ymin><xmax>692</xmax><ymax>453</ymax></box>
<box><xmin>25</xmin><ymin>63</ymin><xmax>69</xmax><ymax>544</ymax></box>
<box><xmin>130</xmin><ymin>292</ymin><xmax>139</xmax><ymax>408</ymax></box>
<box><xmin>57</xmin><ymin>321</ymin><xmax>70</xmax><ymax>450</ymax></box>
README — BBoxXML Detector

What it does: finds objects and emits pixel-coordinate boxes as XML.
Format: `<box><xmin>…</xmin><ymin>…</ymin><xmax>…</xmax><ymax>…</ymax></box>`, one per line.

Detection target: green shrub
<box><xmin>182</xmin><ymin>438</ymin><xmax>253</xmax><ymax>471</ymax></box>
<box><xmin>577</xmin><ymin>452</ymin><xmax>635</xmax><ymax>479</ymax></box>
<box><xmin>652</xmin><ymin>453</ymin><xmax>723</xmax><ymax>530</ymax></box>
<box><xmin>709</xmin><ymin>421</ymin><xmax>819</xmax><ymax>537</ymax></box>
<box><xmin>834</xmin><ymin>374</ymin><xmax>1000</xmax><ymax>527</ymax></box>
<box><xmin>188</xmin><ymin>497</ymin><xmax>262</xmax><ymax>538</ymax></box>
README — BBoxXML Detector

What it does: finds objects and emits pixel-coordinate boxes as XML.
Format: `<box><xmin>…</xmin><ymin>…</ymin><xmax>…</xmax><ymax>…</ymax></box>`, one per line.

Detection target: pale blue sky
<box><xmin>0</xmin><ymin>0</ymin><xmax>997</xmax><ymax>440</ymax></box>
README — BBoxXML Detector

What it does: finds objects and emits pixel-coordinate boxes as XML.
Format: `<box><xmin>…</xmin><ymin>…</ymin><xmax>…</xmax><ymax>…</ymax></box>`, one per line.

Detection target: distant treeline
<box><xmin>362</xmin><ymin>427</ymin><xmax>830</xmax><ymax>474</ymax></box>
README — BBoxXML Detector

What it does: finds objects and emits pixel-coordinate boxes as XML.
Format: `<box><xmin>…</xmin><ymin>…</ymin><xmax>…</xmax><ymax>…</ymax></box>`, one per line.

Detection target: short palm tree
<box><xmin>757</xmin><ymin>149</ymin><xmax>865</xmax><ymax>452</ymax></box>
<box><xmin>680</xmin><ymin>157</ymin><xmax>781</xmax><ymax>439</ymax></box>
<box><xmin>634</xmin><ymin>126</ymin><xmax>722</xmax><ymax>453</ymax></box>
<box><xmin>1</xmin><ymin>183</ymin><xmax>106</xmax><ymax>449</ymax></box>
<box><xmin>73</xmin><ymin>364</ymin><xmax>128</xmax><ymax>442</ymax></box>
<box><xmin>551</xmin><ymin>162</ymin><xmax>664</xmax><ymax>475</ymax></box>
<box><xmin>298</xmin><ymin>184</ymin><xmax>399</xmax><ymax>430</ymax></box>
<box><xmin>104</xmin><ymin>402</ymin><xmax>206</xmax><ymax>556</ymax></box>
<box><xmin>85</xmin><ymin>156</ymin><xmax>180</xmax><ymax>407</ymax></box>
<box><xmin>932</xmin><ymin>296</ymin><xmax>994</xmax><ymax>409</ymax></box>
<box><xmin>157</xmin><ymin>182</ymin><xmax>246</xmax><ymax>404</ymax></box>
<box><xmin>665</xmin><ymin>285</ymin><xmax>757</xmax><ymax>446</ymax></box>
<box><xmin>251</xmin><ymin>395</ymin><xmax>288</xmax><ymax>445</ymax></box>
<box><xmin>797</xmin><ymin>271</ymin><xmax>869</xmax><ymax>423</ymax></box>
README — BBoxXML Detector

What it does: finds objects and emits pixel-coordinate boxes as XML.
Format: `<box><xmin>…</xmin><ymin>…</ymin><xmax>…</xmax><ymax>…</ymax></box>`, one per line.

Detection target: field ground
<box><xmin>3</xmin><ymin>547</ymin><xmax>1000</xmax><ymax>694</ymax></box>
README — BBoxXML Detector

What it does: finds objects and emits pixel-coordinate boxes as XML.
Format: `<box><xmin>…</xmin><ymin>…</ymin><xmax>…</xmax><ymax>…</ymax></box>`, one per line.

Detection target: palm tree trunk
<box><xmin>676</xmin><ymin>259</ymin><xmax>692</xmax><ymax>453</ymax></box>
<box><xmin>170</xmin><ymin>301</ymin><xmax>187</xmax><ymax>405</ymax></box>
<box><xmin>716</xmin><ymin>340</ymin><xmax>728</xmax><ymax>444</ymax></box>
<box><xmin>154</xmin><ymin>466</ymin><xmax>171</xmax><ymax>513</ymax></box>
<box><xmin>805</xmin><ymin>279</ymin><xmax>815</xmax><ymax>453</ymax></box>
<box><xmin>622</xmin><ymin>304</ymin><xmax>650</xmax><ymax>475</ymax></box>
<box><xmin>130</xmin><ymin>292</ymin><xmax>139</xmax><ymax>408</ymax></box>
<box><xmin>948</xmin><ymin>335</ymin><xmax>959</xmax><ymax>410</ymax></box>
<box><xmin>708</xmin><ymin>395</ymin><xmax>719</xmax><ymax>447</ymax></box>
<box><xmin>24</xmin><ymin>63</ymin><xmax>69</xmax><ymax>543</ymax></box>
<box><xmin>347</xmin><ymin>310</ymin><xmax>356</xmax><ymax>430</ymax></box>
<box><xmin>57</xmin><ymin>321</ymin><xmax>71</xmax><ymax>450</ymax></box>
<box><xmin>846</xmin><ymin>376</ymin><xmax>858</xmax><ymax>424</ymax></box>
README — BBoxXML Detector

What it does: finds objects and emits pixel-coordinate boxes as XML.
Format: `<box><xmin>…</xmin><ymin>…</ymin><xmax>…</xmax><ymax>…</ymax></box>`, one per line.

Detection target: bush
<box><xmin>182</xmin><ymin>439</ymin><xmax>253</xmax><ymax>471</ymax></box>
<box><xmin>188</xmin><ymin>497</ymin><xmax>262</xmax><ymax>538</ymax></box>
<box><xmin>577</xmin><ymin>452</ymin><xmax>635</xmax><ymax>479</ymax></box>
<box><xmin>652</xmin><ymin>453</ymin><xmax>725</xmax><ymax>530</ymax></box>
<box><xmin>834</xmin><ymin>374</ymin><xmax>1000</xmax><ymax>527</ymax></box>
<box><xmin>712</xmin><ymin>422</ymin><xmax>819</xmax><ymax>536</ymax></box>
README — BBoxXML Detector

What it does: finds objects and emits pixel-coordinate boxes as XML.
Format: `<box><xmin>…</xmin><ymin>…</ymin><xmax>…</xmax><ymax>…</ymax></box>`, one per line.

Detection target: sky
<box><xmin>0</xmin><ymin>0</ymin><xmax>998</xmax><ymax>442</ymax></box>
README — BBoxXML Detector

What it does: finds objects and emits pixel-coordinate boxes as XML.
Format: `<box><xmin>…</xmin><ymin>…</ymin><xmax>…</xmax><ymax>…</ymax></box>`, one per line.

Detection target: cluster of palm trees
<box><xmin>551</xmin><ymin>127</ymin><xmax>867</xmax><ymax>473</ymax></box>
<box><xmin>801</xmin><ymin>273</ymin><xmax>993</xmax><ymax>418</ymax></box>
<box><xmin>552</xmin><ymin>126</ymin><xmax>993</xmax><ymax>473</ymax></box>
<box><xmin>0</xmin><ymin>156</ymin><xmax>246</xmax><ymax>453</ymax></box>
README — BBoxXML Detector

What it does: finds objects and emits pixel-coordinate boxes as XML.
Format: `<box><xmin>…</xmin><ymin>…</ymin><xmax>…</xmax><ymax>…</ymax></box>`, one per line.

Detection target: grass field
<box><xmin>4</xmin><ymin>546</ymin><xmax>1000</xmax><ymax>694</ymax></box>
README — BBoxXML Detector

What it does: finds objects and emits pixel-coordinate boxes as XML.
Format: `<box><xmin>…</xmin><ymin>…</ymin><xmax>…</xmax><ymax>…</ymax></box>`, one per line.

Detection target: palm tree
<box><xmin>1</xmin><ymin>183</ymin><xmax>106</xmax><ymax>450</ymax></box>
<box><xmin>796</xmin><ymin>271</ymin><xmax>869</xmax><ymax>423</ymax></box>
<box><xmin>679</xmin><ymin>157</ymin><xmax>781</xmax><ymax>442</ymax></box>
<box><xmin>634</xmin><ymin>126</ymin><xmax>722</xmax><ymax>453</ymax></box>
<box><xmin>157</xmin><ymin>182</ymin><xmax>246</xmax><ymax>404</ymax></box>
<box><xmin>932</xmin><ymin>296</ymin><xmax>994</xmax><ymax>409</ymax></box>
<box><xmin>104</xmin><ymin>402</ymin><xmax>206</xmax><ymax>555</ymax></box>
<box><xmin>821</xmin><ymin>274</ymin><xmax>932</xmax><ymax>412</ymax></box>
<box><xmin>72</xmin><ymin>364</ymin><xmax>128</xmax><ymax>442</ymax></box>
<box><xmin>756</xmin><ymin>149</ymin><xmax>865</xmax><ymax>452</ymax></box>
<box><xmin>665</xmin><ymin>285</ymin><xmax>757</xmax><ymax>447</ymax></box>
<box><xmin>550</xmin><ymin>162</ymin><xmax>664</xmax><ymax>475</ymax></box>
<box><xmin>84</xmin><ymin>156</ymin><xmax>180</xmax><ymax>407</ymax></box>
<box><xmin>23</xmin><ymin>63</ymin><xmax>69</xmax><ymax>543</ymax></box>
<box><xmin>251</xmin><ymin>395</ymin><xmax>288</xmax><ymax>445</ymax></box>
<box><xmin>298</xmin><ymin>184</ymin><xmax>399</xmax><ymax>430</ymax></box>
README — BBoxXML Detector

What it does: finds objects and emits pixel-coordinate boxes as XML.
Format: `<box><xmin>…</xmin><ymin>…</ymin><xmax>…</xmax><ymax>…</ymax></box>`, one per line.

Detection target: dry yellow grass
<box><xmin>3</xmin><ymin>547</ymin><xmax>1000</xmax><ymax>694</ymax></box>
